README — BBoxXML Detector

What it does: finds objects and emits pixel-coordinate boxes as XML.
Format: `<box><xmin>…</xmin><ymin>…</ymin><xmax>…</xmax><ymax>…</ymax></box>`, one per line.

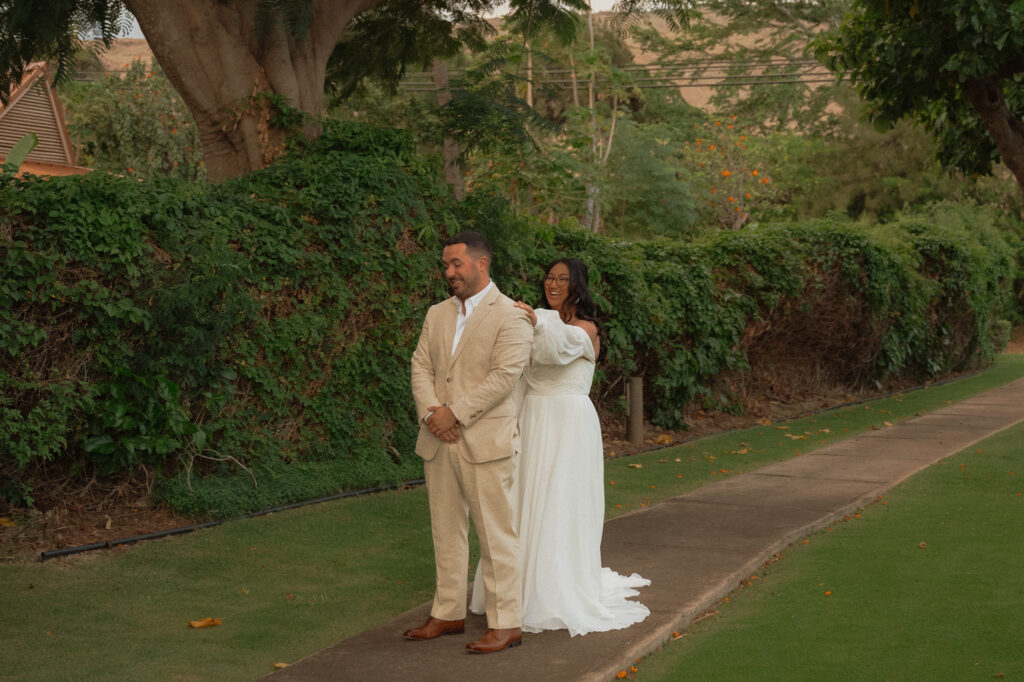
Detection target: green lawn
<box><xmin>633</xmin><ymin>420</ymin><xmax>1024</xmax><ymax>681</ymax></box>
<box><xmin>2</xmin><ymin>355</ymin><xmax>1023</xmax><ymax>680</ymax></box>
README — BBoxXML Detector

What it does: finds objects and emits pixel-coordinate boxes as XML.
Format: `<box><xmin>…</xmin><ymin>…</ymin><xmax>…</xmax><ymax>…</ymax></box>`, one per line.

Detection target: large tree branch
<box><xmin>962</xmin><ymin>77</ymin><xmax>1024</xmax><ymax>194</ymax></box>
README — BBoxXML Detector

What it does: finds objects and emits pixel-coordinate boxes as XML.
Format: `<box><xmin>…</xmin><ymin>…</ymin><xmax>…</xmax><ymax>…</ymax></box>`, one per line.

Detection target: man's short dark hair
<box><xmin>445</xmin><ymin>231</ymin><xmax>492</xmax><ymax>261</ymax></box>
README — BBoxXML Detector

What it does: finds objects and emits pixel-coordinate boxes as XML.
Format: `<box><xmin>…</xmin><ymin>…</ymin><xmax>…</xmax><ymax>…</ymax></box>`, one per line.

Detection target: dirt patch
<box><xmin>0</xmin><ymin>472</ymin><xmax>195</xmax><ymax>564</ymax></box>
<box><xmin>1007</xmin><ymin>324</ymin><xmax>1024</xmax><ymax>355</ymax></box>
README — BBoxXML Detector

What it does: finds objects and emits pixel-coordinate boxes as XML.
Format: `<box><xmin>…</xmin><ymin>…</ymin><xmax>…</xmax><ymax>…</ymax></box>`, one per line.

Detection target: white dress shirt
<box><xmin>452</xmin><ymin>280</ymin><xmax>493</xmax><ymax>355</ymax></box>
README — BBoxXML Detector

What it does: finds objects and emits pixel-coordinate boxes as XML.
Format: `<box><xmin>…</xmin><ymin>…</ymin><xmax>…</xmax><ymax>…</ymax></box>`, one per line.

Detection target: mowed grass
<box><xmin>633</xmin><ymin>420</ymin><xmax>1024</xmax><ymax>681</ymax></box>
<box><xmin>0</xmin><ymin>492</ymin><xmax>439</xmax><ymax>681</ymax></box>
<box><xmin>1</xmin><ymin>354</ymin><xmax>1023</xmax><ymax>680</ymax></box>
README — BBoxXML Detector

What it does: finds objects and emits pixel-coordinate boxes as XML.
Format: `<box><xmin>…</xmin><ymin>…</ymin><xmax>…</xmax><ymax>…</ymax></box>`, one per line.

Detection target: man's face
<box><xmin>442</xmin><ymin>243</ymin><xmax>487</xmax><ymax>300</ymax></box>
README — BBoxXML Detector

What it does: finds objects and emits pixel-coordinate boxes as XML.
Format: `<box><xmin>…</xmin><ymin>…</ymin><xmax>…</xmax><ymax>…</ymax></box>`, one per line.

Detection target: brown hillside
<box><xmin>95</xmin><ymin>38</ymin><xmax>154</xmax><ymax>72</ymax></box>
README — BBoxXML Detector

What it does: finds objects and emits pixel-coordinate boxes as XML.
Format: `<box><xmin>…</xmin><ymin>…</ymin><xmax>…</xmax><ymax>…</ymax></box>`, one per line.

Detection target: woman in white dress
<box><xmin>471</xmin><ymin>258</ymin><xmax>650</xmax><ymax>637</ymax></box>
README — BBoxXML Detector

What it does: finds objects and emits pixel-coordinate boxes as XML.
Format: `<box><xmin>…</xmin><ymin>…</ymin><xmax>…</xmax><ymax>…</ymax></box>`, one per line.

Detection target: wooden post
<box><xmin>626</xmin><ymin>376</ymin><xmax>644</xmax><ymax>448</ymax></box>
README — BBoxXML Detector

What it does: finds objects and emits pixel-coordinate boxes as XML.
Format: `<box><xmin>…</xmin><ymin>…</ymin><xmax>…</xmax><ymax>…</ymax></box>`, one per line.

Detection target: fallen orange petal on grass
<box><xmin>273</xmin><ymin>663</ymin><xmax>289</xmax><ymax>669</ymax></box>
<box><xmin>630</xmin><ymin>666</ymin><xmax>639</xmax><ymax>673</ymax></box>
<box><xmin>188</xmin><ymin>617</ymin><xmax>222</xmax><ymax>629</ymax></box>
<box><xmin>616</xmin><ymin>671</ymin><xmax>628</xmax><ymax>679</ymax></box>
<box><xmin>824</xmin><ymin>591</ymin><xmax>831</xmax><ymax>596</ymax></box>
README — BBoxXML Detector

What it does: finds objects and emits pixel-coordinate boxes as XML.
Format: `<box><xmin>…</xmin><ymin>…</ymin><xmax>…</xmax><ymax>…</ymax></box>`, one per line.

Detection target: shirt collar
<box><xmin>454</xmin><ymin>280</ymin><xmax>494</xmax><ymax>314</ymax></box>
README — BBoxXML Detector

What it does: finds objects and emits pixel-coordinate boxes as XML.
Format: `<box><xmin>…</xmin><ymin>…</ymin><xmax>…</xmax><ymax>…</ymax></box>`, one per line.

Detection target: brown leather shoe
<box><xmin>466</xmin><ymin>627</ymin><xmax>522</xmax><ymax>653</ymax></box>
<box><xmin>403</xmin><ymin>617</ymin><xmax>465</xmax><ymax>640</ymax></box>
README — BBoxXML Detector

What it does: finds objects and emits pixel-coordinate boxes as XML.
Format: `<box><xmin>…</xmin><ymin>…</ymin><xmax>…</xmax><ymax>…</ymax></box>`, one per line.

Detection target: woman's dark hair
<box><xmin>541</xmin><ymin>258</ymin><xmax>602</xmax><ymax>354</ymax></box>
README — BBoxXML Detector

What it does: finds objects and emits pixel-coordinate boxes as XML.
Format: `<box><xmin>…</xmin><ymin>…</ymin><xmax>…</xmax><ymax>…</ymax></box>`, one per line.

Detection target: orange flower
<box><xmin>727</xmin><ymin>196</ymin><xmax>734</xmax><ymax>202</ymax></box>
<box><xmin>745</xmin><ymin>192</ymin><xmax>751</xmax><ymax>199</ymax></box>
<box><xmin>721</xmin><ymin>170</ymin><xmax>731</xmax><ymax>177</ymax></box>
<box><xmin>617</xmin><ymin>671</ymin><xmax>628</xmax><ymax>679</ymax></box>
<box><xmin>751</xmin><ymin>169</ymin><xmax>759</xmax><ymax>176</ymax></box>
<box><xmin>709</xmin><ymin>144</ymin><xmax>716</xmax><ymax>150</ymax></box>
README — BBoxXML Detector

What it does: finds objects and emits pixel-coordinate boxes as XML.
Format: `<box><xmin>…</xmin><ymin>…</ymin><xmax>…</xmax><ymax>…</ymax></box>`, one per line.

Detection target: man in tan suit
<box><xmin>405</xmin><ymin>231</ymin><xmax>533</xmax><ymax>654</ymax></box>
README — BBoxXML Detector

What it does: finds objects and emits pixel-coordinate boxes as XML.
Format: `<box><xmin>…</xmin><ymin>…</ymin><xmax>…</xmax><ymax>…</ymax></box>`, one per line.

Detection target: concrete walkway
<box><xmin>265</xmin><ymin>377</ymin><xmax>1024</xmax><ymax>682</ymax></box>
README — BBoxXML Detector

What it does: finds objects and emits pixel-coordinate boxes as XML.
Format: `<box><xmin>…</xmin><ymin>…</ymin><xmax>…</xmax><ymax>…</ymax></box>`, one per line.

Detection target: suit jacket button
<box><xmin>446</xmin><ymin>377</ymin><xmax>452</xmax><ymax>382</ymax></box>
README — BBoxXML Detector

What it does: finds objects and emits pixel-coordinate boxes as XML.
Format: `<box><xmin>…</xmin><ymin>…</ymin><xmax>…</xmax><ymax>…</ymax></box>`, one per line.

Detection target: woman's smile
<box><xmin>544</xmin><ymin>263</ymin><xmax>571</xmax><ymax>310</ymax></box>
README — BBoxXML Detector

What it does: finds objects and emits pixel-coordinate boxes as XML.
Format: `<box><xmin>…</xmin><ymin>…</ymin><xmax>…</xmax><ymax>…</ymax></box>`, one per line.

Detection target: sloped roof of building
<box><xmin>0</xmin><ymin>62</ymin><xmax>90</xmax><ymax>175</ymax></box>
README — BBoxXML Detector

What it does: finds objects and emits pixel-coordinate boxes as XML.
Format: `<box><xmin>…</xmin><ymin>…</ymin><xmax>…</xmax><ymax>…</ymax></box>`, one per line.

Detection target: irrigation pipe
<box><xmin>38</xmin><ymin>478</ymin><xmax>425</xmax><ymax>562</ymax></box>
<box><xmin>38</xmin><ymin>365</ymin><xmax>987</xmax><ymax>562</ymax></box>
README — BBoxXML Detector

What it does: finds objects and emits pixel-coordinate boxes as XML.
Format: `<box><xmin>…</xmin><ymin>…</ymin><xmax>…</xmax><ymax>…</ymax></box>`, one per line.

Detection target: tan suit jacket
<box><xmin>411</xmin><ymin>286</ymin><xmax>533</xmax><ymax>462</ymax></box>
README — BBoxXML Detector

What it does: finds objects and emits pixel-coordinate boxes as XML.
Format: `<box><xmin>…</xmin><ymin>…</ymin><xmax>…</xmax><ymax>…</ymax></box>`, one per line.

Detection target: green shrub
<box><xmin>1</xmin><ymin>121</ymin><xmax>1018</xmax><ymax>517</ymax></box>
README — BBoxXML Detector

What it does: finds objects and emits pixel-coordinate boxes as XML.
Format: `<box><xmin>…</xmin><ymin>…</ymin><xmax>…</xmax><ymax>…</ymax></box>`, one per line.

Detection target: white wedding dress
<box><xmin>470</xmin><ymin>308</ymin><xmax>650</xmax><ymax>636</ymax></box>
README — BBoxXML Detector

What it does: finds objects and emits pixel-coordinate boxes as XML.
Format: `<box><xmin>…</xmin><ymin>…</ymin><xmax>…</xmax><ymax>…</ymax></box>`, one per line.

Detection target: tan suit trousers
<box><xmin>424</xmin><ymin>439</ymin><xmax>520</xmax><ymax>629</ymax></box>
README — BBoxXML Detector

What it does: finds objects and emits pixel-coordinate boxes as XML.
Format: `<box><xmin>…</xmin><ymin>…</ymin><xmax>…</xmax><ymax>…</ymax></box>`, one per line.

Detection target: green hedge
<box><xmin>1</xmin><ymin>122</ymin><xmax>1018</xmax><ymax>515</ymax></box>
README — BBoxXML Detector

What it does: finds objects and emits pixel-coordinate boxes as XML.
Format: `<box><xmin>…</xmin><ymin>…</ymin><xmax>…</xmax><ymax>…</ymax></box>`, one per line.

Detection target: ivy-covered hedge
<box><xmin>1</xmin><ymin>122</ymin><xmax>1018</xmax><ymax>516</ymax></box>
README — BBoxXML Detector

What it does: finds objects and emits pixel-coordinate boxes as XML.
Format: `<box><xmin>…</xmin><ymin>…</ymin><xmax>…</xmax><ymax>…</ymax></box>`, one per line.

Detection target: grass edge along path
<box><xmin>630</xmin><ymin>414</ymin><xmax>1024</xmax><ymax>681</ymax></box>
<box><xmin>1</xmin><ymin>355</ymin><xmax>1023</xmax><ymax>680</ymax></box>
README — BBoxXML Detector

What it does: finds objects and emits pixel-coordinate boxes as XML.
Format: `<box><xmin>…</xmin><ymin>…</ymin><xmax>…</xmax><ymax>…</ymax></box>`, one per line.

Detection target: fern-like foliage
<box><xmin>0</xmin><ymin>0</ymin><xmax>130</xmax><ymax>102</ymax></box>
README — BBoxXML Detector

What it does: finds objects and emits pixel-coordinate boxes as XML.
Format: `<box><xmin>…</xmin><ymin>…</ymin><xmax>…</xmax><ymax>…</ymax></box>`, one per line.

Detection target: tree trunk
<box><xmin>526</xmin><ymin>45</ymin><xmax>533</xmax><ymax>109</ymax></box>
<box><xmin>126</xmin><ymin>0</ymin><xmax>383</xmax><ymax>182</ymax></box>
<box><xmin>432</xmin><ymin>58</ymin><xmax>463</xmax><ymax>200</ymax></box>
<box><xmin>584</xmin><ymin>5</ymin><xmax>599</xmax><ymax>232</ymax></box>
<box><xmin>962</xmin><ymin>77</ymin><xmax>1024</xmax><ymax>195</ymax></box>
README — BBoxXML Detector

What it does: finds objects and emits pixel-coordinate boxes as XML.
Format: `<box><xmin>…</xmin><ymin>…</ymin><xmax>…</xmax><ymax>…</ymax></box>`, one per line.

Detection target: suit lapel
<box><xmin>451</xmin><ymin>286</ymin><xmax>500</xmax><ymax>365</ymax></box>
<box><xmin>440</xmin><ymin>296</ymin><xmax>458</xmax><ymax>367</ymax></box>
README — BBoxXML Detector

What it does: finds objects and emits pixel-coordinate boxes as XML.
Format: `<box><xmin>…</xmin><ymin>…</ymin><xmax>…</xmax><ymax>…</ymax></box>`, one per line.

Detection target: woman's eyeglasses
<box><xmin>544</xmin><ymin>275</ymin><xmax>570</xmax><ymax>286</ymax></box>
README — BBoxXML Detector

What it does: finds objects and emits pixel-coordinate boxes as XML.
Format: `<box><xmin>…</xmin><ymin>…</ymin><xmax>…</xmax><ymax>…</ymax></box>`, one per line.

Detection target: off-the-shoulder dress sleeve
<box><xmin>531</xmin><ymin>308</ymin><xmax>595</xmax><ymax>365</ymax></box>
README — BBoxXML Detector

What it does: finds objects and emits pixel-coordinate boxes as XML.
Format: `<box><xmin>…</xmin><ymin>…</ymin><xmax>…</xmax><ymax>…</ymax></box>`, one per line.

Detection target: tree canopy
<box><xmin>815</xmin><ymin>0</ymin><xmax>1024</xmax><ymax>194</ymax></box>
